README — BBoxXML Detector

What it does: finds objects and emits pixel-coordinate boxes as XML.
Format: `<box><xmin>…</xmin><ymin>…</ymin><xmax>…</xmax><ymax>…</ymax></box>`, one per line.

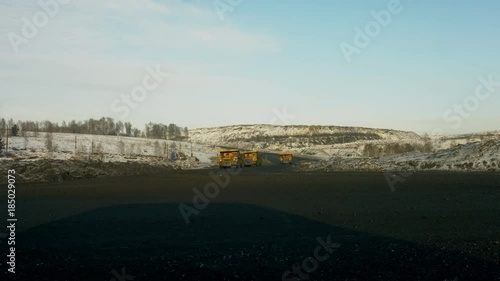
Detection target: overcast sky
<box><xmin>0</xmin><ymin>0</ymin><xmax>499</xmax><ymax>134</ymax></box>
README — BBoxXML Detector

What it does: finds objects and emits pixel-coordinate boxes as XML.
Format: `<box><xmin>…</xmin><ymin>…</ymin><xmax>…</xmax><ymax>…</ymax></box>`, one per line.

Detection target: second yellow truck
<box><xmin>240</xmin><ymin>150</ymin><xmax>262</xmax><ymax>167</ymax></box>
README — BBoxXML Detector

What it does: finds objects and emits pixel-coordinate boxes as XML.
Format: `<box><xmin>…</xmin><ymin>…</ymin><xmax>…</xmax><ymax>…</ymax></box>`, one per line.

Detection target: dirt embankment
<box><xmin>0</xmin><ymin>159</ymin><xmax>177</xmax><ymax>184</ymax></box>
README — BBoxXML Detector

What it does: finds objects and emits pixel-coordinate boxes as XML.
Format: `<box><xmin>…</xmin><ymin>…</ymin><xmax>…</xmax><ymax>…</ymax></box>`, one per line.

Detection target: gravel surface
<box><xmin>1</xmin><ymin>168</ymin><xmax>498</xmax><ymax>280</ymax></box>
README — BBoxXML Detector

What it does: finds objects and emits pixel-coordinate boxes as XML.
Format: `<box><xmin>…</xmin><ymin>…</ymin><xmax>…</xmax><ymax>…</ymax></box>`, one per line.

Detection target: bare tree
<box><xmin>115</xmin><ymin>121</ymin><xmax>124</xmax><ymax>136</ymax></box>
<box><xmin>34</xmin><ymin>122</ymin><xmax>40</xmax><ymax>137</ymax></box>
<box><xmin>0</xmin><ymin>118</ymin><xmax>6</xmax><ymax>137</ymax></box>
<box><xmin>0</xmin><ymin>136</ymin><xmax>5</xmax><ymax>151</ymax></box>
<box><xmin>133</xmin><ymin>128</ymin><xmax>141</xmax><ymax>138</ymax></box>
<box><xmin>23</xmin><ymin>134</ymin><xmax>29</xmax><ymax>149</ymax></box>
<box><xmin>45</xmin><ymin>132</ymin><xmax>55</xmax><ymax>152</ymax></box>
<box><xmin>168</xmin><ymin>124</ymin><xmax>176</xmax><ymax>140</ymax></box>
<box><xmin>7</xmin><ymin>118</ymin><xmax>14</xmax><ymax>129</ymax></box>
<box><xmin>125</xmin><ymin>122</ymin><xmax>132</xmax><ymax>137</ymax></box>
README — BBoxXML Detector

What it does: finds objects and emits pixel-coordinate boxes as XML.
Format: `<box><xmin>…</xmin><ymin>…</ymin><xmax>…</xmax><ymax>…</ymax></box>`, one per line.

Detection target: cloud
<box><xmin>0</xmin><ymin>0</ymin><xmax>282</xmax><ymax>126</ymax></box>
<box><xmin>0</xmin><ymin>0</ymin><xmax>280</xmax><ymax>55</ymax></box>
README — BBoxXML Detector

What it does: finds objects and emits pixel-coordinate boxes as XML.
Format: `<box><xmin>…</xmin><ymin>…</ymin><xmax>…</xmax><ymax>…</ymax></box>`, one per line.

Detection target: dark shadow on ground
<box><xmin>9</xmin><ymin>203</ymin><xmax>500</xmax><ymax>281</ymax></box>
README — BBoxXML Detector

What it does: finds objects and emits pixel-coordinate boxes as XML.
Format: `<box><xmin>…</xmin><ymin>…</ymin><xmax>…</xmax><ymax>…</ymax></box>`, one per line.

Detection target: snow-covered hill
<box><xmin>430</xmin><ymin>131</ymin><xmax>500</xmax><ymax>150</ymax></box>
<box><xmin>2</xmin><ymin>127</ymin><xmax>498</xmax><ymax>175</ymax></box>
<box><xmin>0</xmin><ymin>132</ymin><xmax>217</xmax><ymax>167</ymax></box>
<box><xmin>298</xmin><ymin>140</ymin><xmax>500</xmax><ymax>172</ymax></box>
<box><xmin>189</xmin><ymin>124</ymin><xmax>421</xmax><ymax>156</ymax></box>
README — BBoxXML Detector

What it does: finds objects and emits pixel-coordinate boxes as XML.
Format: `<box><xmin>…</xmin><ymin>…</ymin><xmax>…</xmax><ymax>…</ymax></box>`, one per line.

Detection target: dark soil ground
<box><xmin>0</xmin><ymin>163</ymin><xmax>499</xmax><ymax>280</ymax></box>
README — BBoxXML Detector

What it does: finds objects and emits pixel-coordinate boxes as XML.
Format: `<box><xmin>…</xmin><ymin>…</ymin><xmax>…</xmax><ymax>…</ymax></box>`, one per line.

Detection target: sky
<box><xmin>0</xmin><ymin>0</ymin><xmax>499</xmax><ymax>134</ymax></box>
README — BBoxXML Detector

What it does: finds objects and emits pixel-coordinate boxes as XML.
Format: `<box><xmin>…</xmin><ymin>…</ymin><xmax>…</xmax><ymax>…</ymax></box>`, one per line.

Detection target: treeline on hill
<box><xmin>144</xmin><ymin>123</ymin><xmax>188</xmax><ymax>140</ymax></box>
<box><xmin>0</xmin><ymin>117</ymin><xmax>188</xmax><ymax>140</ymax></box>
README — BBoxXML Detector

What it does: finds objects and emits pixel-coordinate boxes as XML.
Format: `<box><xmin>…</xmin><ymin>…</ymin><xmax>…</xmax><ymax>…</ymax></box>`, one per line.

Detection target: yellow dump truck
<box><xmin>241</xmin><ymin>150</ymin><xmax>262</xmax><ymax>167</ymax></box>
<box><xmin>217</xmin><ymin>149</ymin><xmax>242</xmax><ymax>169</ymax></box>
<box><xmin>279</xmin><ymin>153</ymin><xmax>293</xmax><ymax>164</ymax></box>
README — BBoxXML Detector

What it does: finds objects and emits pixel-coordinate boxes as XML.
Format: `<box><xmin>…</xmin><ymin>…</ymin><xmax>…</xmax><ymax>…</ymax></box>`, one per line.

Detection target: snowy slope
<box><xmin>3</xmin><ymin>127</ymin><xmax>498</xmax><ymax>173</ymax></box>
<box><xmin>189</xmin><ymin>124</ymin><xmax>421</xmax><ymax>156</ymax></box>
<box><xmin>1</xmin><ymin>132</ymin><xmax>217</xmax><ymax>167</ymax></box>
<box><xmin>430</xmin><ymin>131</ymin><xmax>500</xmax><ymax>150</ymax></box>
<box><xmin>298</xmin><ymin>140</ymin><xmax>500</xmax><ymax>172</ymax></box>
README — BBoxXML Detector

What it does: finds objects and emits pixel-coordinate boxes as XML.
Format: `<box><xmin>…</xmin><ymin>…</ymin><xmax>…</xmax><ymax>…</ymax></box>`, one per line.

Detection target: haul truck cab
<box><xmin>218</xmin><ymin>149</ymin><xmax>242</xmax><ymax>169</ymax></box>
<box><xmin>241</xmin><ymin>150</ymin><xmax>262</xmax><ymax>167</ymax></box>
<box><xmin>279</xmin><ymin>153</ymin><xmax>293</xmax><ymax>164</ymax></box>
